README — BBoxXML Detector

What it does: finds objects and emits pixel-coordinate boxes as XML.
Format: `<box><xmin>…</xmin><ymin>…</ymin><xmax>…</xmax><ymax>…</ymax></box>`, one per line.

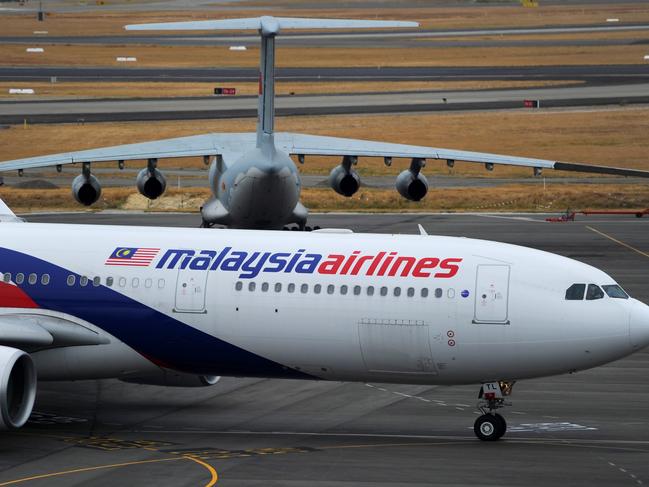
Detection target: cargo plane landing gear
<box><xmin>474</xmin><ymin>381</ymin><xmax>515</xmax><ymax>441</ymax></box>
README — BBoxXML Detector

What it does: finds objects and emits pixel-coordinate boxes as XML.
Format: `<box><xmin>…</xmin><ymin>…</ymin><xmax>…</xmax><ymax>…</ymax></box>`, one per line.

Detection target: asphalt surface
<box><xmin>2</xmin><ymin>82</ymin><xmax>649</xmax><ymax>124</ymax></box>
<box><xmin>2</xmin><ymin>64</ymin><xmax>647</xmax><ymax>83</ymax></box>
<box><xmin>0</xmin><ymin>211</ymin><xmax>647</xmax><ymax>486</ymax></box>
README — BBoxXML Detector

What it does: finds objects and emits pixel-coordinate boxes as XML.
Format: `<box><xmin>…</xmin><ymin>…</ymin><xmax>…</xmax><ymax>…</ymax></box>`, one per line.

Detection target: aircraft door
<box><xmin>358</xmin><ymin>320</ymin><xmax>438</xmax><ymax>375</ymax></box>
<box><xmin>174</xmin><ymin>269</ymin><xmax>208</xmax><ymax>313</ymax></box>
<box><xmin>474</xmin><ymin>265</ymin><xmax>510</xmax><ymax>324</ymax></box>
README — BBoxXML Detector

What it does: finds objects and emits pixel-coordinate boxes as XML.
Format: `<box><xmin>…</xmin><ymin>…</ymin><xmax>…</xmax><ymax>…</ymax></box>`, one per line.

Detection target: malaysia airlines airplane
<box><xmin>2</xmin><ymin>16</ymin><xmax>649</xmax><ymax>230</ymax></box>
<box><xmin>0</xmin><ymin>200</ymin><xmax>648</xmax><ymax>441</ymax></box>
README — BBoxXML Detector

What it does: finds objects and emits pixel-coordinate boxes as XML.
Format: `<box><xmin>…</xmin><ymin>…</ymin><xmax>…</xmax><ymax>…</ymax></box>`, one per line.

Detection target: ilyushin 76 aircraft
<box><xmin>0</xmin><ymin>194</ymin><xmax>648</xmax><ymax>440</ymax></box>
<box><xmin>1</xmin><ymin>16</ymin><xmax>649</xmax><ymax>229</ymax></box>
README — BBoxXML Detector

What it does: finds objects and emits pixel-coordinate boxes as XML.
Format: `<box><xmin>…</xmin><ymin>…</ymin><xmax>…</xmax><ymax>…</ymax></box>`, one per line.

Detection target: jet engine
<box><xmin>396</xmin><ymin>158</ymin><xmax>428</xmax><ymax>201</ymax></box>
<box><xmin>136</xmin><ymin>168</ymin><xmax>167</xmax><ymax>200</ymax></box>
<box><xmin>71</xmin><ymin>173</ymin><xmax>101</xmax><ymax>206</ymax></box>
<box><xmin>0</xmin><ymin>346</ymin><xmax>37</xmax><ymax>430</ymax></box>
<box><xmin>328</xmin><ymin>156</ymin><xmax>360</xmax><ymax>197</ymax></box>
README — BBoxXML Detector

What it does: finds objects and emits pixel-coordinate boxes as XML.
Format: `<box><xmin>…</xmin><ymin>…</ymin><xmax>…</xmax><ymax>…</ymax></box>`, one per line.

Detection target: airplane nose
<box><xmin>629</xmin><ymin>299</ymin><xmax>649</xmax><ymax>350</ymax></box>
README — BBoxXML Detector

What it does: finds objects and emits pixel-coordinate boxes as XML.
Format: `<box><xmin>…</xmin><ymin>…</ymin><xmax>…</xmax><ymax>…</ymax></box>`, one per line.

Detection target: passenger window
<box><xmin>394</xmin><ymin>287</ymin><xmax>401</xmax><ymax>297</ymax></box>
<box><xmin>28</xmin><ymin>273</ymin><xmax>37</xmax><ymax>285</ymax></box>
<box><xmin>262</xmin><ymin>282</ymin><xmax>269</xmax><ymax>292</ymax></box>
<box><xmin>602</xmin><ymin>284</ymin><xmax>628</xmax><ymax>299</ymax></box>
<box><xmin>327</xmin><ymin>284</ymin><xmax>334</xmax><ymax>295</ymax></box>
<box><xmin>131</xmin><ymin>277</ymin><xmax>139</xmax><ymax>288</ymax></box>
<box><xmin>448</xmin><ymin>289</ymin><xmax>455</xmax><ymax>298</ymax></box>
<box><xmin>119</xmin><ymin>277</ymin><xmax>126</xmax><ymax>288</ymax></box>
<box><xmin>144</xmin><ymin>278</ymin><xmax>152</xmax><ymax>289</ymax></box>
<box><xmin>158</xmin><ymin>279</ymin><xmax>165</xmax><ymax>289</ymax></box>
<box><xmin>435</xmin><ymin>288</ymin><xmax>443</xmax><ymax>298</ymax></box>
<box><xmin>67</xmin><ymin>275</ymin><xmax>75</xmax><ymax>287</ymax></box>
<box><xmin>407</xmin><ymin>287</ymin><xmax>415</xmax><ymax>297</ymax></box>
<box><xmin>275</xmin><ymin>283</ymin><xmax>282</xmax><ymax>292</ymax></box>
<box><xmin>106</xmin><ymin>277</ymin><xmax>114</xmax><ymax>287</ymax></box>
<box><xmin>421</xmin><ymin>288</ymin><xmax>428</xmax><ymax>298</ymax></box>
<box><xmin>367</xmin><ymin>286</ymin><xmax>374</xmax><ymax>296</ymax></box>
<box><xmin>3</xmin><ymin>273</ymin><xmax>11</xmax><ymax>283</ymax></box>
<box><xmin>235</xmin><ymin>281</ymin><xmax>243</xmax><ymax>291</ymax></box>
<box><xmin>353</xmin><ymin>285</ymin><xmax>361</xmax><ymax>296</ymax></box>
<box><xmin>586</xmin><ymin>284</ymin><xmax>604</xmax><ymax>300</ymax></box>
<box><xmin>288</xmin><ymin>283</ymin><xmax>295</xmax><ymax>293</ymax></box>
<box><xmin>380</xmin><ymin>286</ymin><xmax>388</xmax><ymax>296</ymax></box>
<box><xmin>94</xmin><ymin>276</ymin><xmax>102</xmax><ymax>287</ymax></box>
<box><xmin>300</xmin><ymin>284</ymin><xmax>308</xmax><ymax>294</ymax></box>
<box><xmin>248</xmin><ymin>282</ymin><xmax>256</xmax><ymax>292</ymax></box>
<box><xmin>15</xmin><ymin>273</ymin><xmax>24</xmax><ymax>285</ymax></box>
<box><xmin>314</xmin><ymin>284</ymin><xmax>322</xmax><ymax>294</ymax></box>
<box><xmin>340</xmin><ymin>285</ymin><xmax>348</xmax><ymax>295</ymax></box>
<box><xmin>80</xmin><ymin>276</ymin><xmax>89</xmax><ymax>287</ymax></box>
<box><xmin>565</xmin><ymin>283</ymin><xmax>585</xmax><ymax>300</ymax></box>
<box><xmin>41</xmin><ymin>274</ymin><xmax>50</xmax><ymax>285</ymax></box>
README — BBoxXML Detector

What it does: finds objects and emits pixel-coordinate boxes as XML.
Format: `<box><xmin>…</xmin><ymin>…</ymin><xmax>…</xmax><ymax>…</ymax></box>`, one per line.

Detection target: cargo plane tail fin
<box><xmin>125</xmin><ymin>17</ymin><xmax>418</xmax><ymax>150</ymax></box>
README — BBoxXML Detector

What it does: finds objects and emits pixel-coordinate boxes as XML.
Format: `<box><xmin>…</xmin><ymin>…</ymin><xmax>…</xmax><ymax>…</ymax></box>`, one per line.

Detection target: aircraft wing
<box><xmin>0</xmin><ymin>133</ymin><xmax>257</xmax><ymax>172</ymax></box>
<box><xmin>0</xmin><ymin>313</ymin><xmax>110</xmax><ymax>350</ymax></box>
<box><xmin>276</xmin><ymin>132</ymin><xmax>649</xmax><ymax>178</ymax></box>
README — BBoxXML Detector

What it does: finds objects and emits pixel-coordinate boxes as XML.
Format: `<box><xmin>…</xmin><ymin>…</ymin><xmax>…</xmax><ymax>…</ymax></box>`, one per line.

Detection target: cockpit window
<box><xmin>586</xmin><ymin>284</ymin><xmax>605</xmax><ymax>300</ymax></box>
<box><xmin>602</xmin><ymin>284</ymin><xmax>629</xmax><ymax>299</ymax></box>
<box><xmin>565</xmin><ymin>283</ymin><xmax>585</xmax><ymax>300</ymax></box>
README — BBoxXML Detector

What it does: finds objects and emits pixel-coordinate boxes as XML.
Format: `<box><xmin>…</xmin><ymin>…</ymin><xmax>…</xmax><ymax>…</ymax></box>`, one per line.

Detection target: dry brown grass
<box><xmin>425</xmin><ymin>29</ymin><xmax>649</xmax><ymax>43</ymax></box>
<box><xmin>2</xmin><ymin>43</ymin><xmax>647</xmax><ymax>67</ymax></box>
<box><xmin>2</xmin><ymin>107</ymin><xmax>648</xmax><ymax>178</ymax></box>
<box><xmin>0</xmin><ymin>79</ymin><xmax>582</xmax><ymax>100</ymax></box>
<box><xmin>2</xmin><ymin>4</ymin><xmax>649</xmax><ymax>36</ymax></box>
<box><xmin>2</xmin><ymin>183</ymin><xmax>648</xmax><ymax>214</ymax></box>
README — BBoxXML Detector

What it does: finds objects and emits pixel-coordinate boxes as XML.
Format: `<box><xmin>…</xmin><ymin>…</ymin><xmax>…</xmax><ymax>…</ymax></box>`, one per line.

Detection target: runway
<box><xmin>0</xmin><ymin>212</ymin><xmax>647</xmax><ymax>486</ymax></box>
<box><xmin>2</xmin><ymin>64</ymin><xmax>647</xmax><ymax>83</ymax></box>
<box><xmin>3</xmin><ymin>82</ymin><xmax>649</xmax><ymax>124</ymax></box>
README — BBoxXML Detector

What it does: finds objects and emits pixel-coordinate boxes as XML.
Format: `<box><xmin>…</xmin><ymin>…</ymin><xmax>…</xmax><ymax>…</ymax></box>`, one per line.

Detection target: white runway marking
<box><xmin>508</xmin><ymin>422</ymin><xmax>597</xmax><ymax>433</ymax></box>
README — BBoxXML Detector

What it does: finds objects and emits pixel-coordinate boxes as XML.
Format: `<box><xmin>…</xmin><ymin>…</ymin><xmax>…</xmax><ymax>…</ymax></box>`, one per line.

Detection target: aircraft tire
<box><xmin>474</xmin><ymin>414</ymin><xmax>504</xmax><ymax>441</ymax></box>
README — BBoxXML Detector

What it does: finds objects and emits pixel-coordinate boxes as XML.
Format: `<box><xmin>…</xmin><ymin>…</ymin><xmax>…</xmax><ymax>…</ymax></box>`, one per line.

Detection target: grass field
<box><xmin>3</xmin><ymin>43</ymin><xmax>648</xmax><ymax>68</ymax></box>
<box><xmin>1</xmin><ymin>183</ymin><xmax>647</xmax><ymax>214</ymax></box>
<box><xmin>0</xmin><ymin>80</ymin><xmax>581</xmax><ymax>100</ymax></box>
<box><xmin>1</xmin><ymin>3</ymin><xmax>649</xmax><ymax>36</ymax></box>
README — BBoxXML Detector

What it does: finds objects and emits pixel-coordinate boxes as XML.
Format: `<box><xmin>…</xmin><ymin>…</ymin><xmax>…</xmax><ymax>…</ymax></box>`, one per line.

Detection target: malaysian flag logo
<box><xmin>105</xmin><ymin>247</ymin><xmax>160</xmax><ymax>267</ymax></box>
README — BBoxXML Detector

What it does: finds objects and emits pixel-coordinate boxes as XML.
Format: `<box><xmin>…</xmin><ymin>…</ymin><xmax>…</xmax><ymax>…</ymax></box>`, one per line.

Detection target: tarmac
<box><xmin>2</xmin><ymin>82</ymin><xmax>649</xmax><ymax>125</ymax></box>
<box><xmin>0</xmin><ymin>211</ymin><xmax>647</xmax><ymax>486</ymax></box>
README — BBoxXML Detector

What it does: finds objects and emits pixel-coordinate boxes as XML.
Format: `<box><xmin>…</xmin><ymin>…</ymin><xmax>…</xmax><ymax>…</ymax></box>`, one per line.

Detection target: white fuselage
<box><xmin>0</xmin><ymin>223</ymin><xmax>648</xmax><ymax>386</ymax></box>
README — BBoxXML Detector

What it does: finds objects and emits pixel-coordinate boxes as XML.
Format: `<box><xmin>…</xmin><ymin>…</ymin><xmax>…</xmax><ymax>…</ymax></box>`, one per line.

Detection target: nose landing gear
<box><xmin>474</xmin><ymin>381</ymin><xmax>515</xmax><ymax>441</ymax></box>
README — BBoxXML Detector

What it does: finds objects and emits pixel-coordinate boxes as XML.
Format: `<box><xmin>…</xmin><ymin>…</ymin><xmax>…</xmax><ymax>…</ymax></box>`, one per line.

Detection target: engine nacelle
<box><xmin>136</xmin><ymin>168</ymin><xmax>167</xmax><ymax>200</ymax></box>
<box><xmin>328</xmin><ymin>164</ymin><xmax>360</xmax><ymax>197</ymax></box>
<box><xmin>71</xmin><ymin>173</ymin><xmax>102</xmax><ymax>206</ymax></box>
<box><xmin>0</xmin><ymin>346</ymin><xmax>37</xmax><ymax>430</ymax></box>
<box><xmin>121</xmin><ymin>370</ymin><xmax>220</xmax><ymax>388</ymax></box>
<box><xmin>396</xmin><ymin>169</ymin><xmax>428</xmax><ymax>201</ymax></box>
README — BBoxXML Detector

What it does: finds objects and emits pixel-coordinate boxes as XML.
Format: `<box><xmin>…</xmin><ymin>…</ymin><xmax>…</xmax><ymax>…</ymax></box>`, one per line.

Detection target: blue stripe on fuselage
<box><xmin>0</xmin><ymin>247</ymin><xmax>314</xmax><ymax>380</ymax></box>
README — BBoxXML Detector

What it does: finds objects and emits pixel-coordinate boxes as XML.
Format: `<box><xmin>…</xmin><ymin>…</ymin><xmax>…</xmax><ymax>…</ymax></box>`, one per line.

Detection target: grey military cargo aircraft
<box><xmin>2</xmin><ymin>16</ymin><xmax>649</xmax><ymax>229</ymax></box>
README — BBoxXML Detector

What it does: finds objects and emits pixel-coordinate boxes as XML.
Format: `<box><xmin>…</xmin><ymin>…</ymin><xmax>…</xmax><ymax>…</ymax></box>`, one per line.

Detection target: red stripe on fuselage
<box><xmin>0</xmin><ymin>281</ymin><xmax>39</xmax><ymax>308</ymax></box>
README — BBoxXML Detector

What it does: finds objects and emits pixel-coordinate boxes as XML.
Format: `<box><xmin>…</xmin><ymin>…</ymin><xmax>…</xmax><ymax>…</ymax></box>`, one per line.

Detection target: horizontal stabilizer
<box><xmin>125</xmin><ymin>16</ymin><xmax>418</xmax><ymax>32</ymax></box>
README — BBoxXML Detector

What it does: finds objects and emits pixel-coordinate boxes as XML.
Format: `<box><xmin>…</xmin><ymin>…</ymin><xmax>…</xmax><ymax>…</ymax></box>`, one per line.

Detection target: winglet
<box><xmin>0</xmin><ymin>196</ymin><xmax>22</xmax><ymax>222</ymax></box>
